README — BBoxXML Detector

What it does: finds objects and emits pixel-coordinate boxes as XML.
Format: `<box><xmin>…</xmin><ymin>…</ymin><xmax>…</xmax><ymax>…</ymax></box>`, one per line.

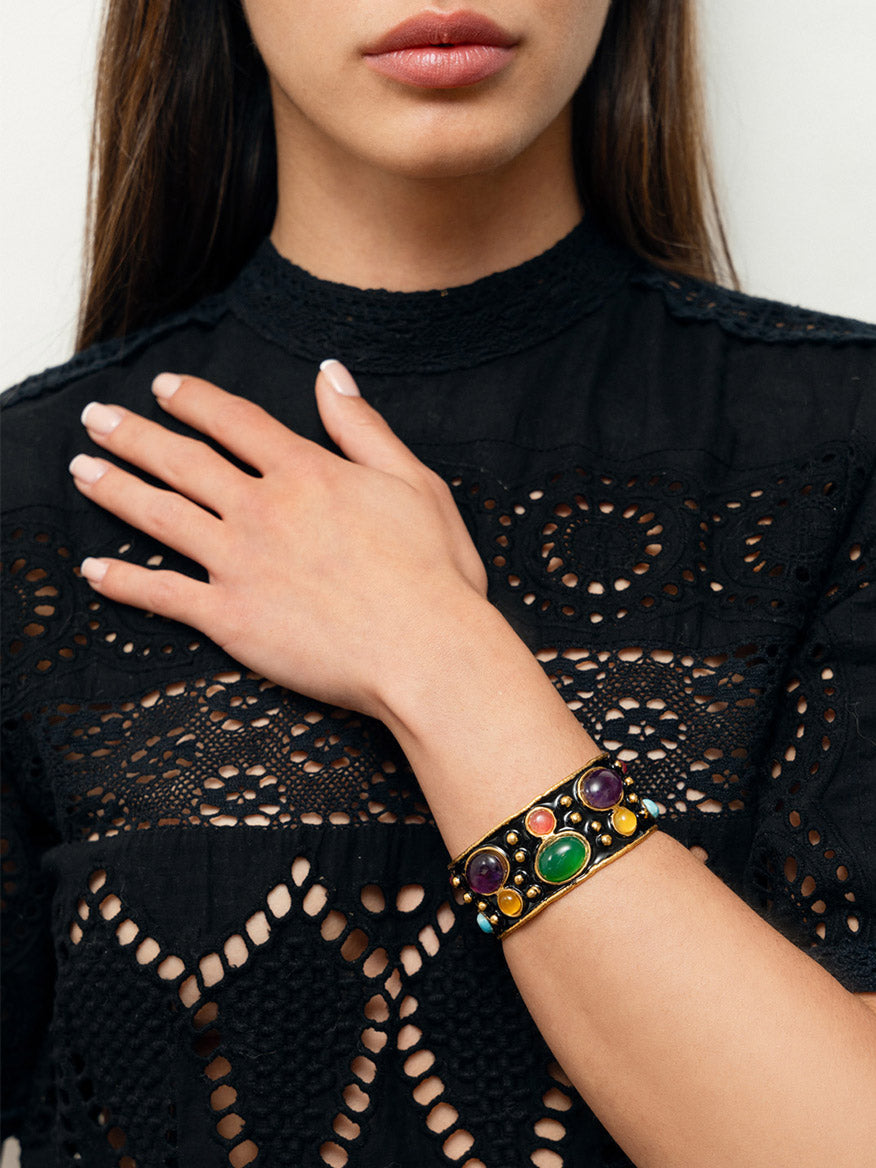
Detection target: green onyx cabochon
<box><xmin>535</xmin><ymin>832</ymin><xmax>590</xmax><ymax>884</ymax></box>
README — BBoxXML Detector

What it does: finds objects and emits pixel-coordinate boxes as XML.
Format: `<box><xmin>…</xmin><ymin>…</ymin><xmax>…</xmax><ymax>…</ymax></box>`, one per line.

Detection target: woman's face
<box><xmin>242</xmin><ymin>0</ymin><xmax>612</xmax><ymax>181</ymax></box>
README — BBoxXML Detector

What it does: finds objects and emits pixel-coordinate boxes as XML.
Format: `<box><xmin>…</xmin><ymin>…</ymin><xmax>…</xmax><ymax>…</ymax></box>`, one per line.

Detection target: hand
<box><xmin>69</xmin><ymin>362</ymin><xmax>489</xmax><ymax>720</ymax></box>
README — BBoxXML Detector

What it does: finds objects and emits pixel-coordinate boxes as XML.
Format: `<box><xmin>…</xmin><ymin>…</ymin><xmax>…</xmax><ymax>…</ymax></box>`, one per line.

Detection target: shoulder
<box><xmin>2</xmin><ymin>294</ymin><xmax>230</xmax><ymax>413</ymax></box>
<box><xmin>1</xmin><ymin>294</ymin><xmax>234</xmax><ymax>516</ymax></box>
<box><xmin>622</xmin><ymin>260</ymin><xmax>876</xmax><ymax>463</ymax></box>
<box><xmin>631</xmin><ymin>263</ymin><xmax>876</xmax><ymax>347</ymax></box>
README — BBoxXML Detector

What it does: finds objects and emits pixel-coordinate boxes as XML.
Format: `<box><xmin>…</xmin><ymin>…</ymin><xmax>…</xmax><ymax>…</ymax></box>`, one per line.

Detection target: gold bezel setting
<box><xmin>465</xmin><ymin>846</ymin><xmax>511</xmax><ymax>897</ymax></box>
<box><xmin>534</xmin><ymin>830</ymin><xmax>591</xmax><ymax>884</ymax></box>
<box><xmin>575</xmin><ymin>763</ymin><xmax>626</xmax><ymax>813</ymax></box>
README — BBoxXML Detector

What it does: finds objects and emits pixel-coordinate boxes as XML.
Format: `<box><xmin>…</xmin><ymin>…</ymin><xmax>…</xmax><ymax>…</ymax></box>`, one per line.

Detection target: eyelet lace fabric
<box><xmin>2</xmin><ymin>220</ymin><xmax>875</xmax><ymax>1166</ymax></box>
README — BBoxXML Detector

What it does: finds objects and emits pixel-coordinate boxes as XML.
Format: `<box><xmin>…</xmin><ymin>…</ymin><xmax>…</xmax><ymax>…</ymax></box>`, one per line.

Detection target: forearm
<box><xmin>380</xmin><ymin>592</ymin><xmax>876</xmax><ymax>1168</ymax></box>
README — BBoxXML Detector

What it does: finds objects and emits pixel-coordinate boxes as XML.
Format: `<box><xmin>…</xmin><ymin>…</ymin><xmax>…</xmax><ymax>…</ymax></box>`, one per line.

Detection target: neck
<box><xmin>269</xmin><ymin>103</ymin><xmax>583</xmax><ymax>292</ymax></box>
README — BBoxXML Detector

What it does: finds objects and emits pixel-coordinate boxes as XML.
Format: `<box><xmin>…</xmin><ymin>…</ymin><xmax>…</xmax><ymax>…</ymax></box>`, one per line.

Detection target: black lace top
<box><xmin>2</xmin><ymin>217</ymin><xmax>875</xmax><ymax>1167</ymax></box>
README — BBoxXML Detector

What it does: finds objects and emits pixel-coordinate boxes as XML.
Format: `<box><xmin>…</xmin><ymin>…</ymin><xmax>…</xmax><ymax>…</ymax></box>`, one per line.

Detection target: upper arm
<box><xmin>0</xmin><ymin>722</ymin><xmax>58</xmax><ymax>1138</ymax></box>
<box><xmin>856</xmin><ymin>992</ymin><xmax>876</xmax><ymax>1015</ymax></box>
<box><xmin>744</xmin><ymin>449</ymin><xmax>876</xmax><ymax>995</ymax></box>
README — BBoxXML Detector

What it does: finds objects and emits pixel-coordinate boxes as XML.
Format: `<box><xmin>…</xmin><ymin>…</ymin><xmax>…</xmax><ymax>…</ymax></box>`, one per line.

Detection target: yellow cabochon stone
<box><xmin>497</xmin><ymin>888</ymin><xmax>524</xmax><ymax>917</ymax></box>
<box><xmin>611</xmin><ymin>807</ymin><xmax>638</xmax><ymax>836</ymax></box>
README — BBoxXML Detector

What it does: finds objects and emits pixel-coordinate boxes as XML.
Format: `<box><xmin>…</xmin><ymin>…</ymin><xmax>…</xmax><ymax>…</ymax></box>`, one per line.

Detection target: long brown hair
<box><xmin>77</xmin><ymin>0</ymin><xmax>735</xmax><ymax>351</ymax></box>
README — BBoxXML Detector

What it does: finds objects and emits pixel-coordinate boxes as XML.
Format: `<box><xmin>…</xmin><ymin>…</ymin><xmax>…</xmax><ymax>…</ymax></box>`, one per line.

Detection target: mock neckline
<box><xmin>226</xmin><ymin>215</ymin><xmax>634</xmax><ymax>375</ymax></box>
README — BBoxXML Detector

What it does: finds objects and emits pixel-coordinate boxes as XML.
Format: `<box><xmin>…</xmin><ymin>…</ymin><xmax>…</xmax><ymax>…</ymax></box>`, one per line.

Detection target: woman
<box><xmin>2</xmin><ymin>1</ymin><xmax>874</xmax><ymax>1164</ymax></box>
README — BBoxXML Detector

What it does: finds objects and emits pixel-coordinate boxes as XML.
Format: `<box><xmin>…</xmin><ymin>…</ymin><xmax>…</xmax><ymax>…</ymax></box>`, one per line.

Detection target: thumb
<box><xmin>315</xmin><ymin>358</ymin><xmax>420</xmax><ymax>478</ymax></box>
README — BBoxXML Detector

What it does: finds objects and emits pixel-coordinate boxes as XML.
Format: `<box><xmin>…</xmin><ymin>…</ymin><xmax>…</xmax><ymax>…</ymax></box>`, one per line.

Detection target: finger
<box><xmin>79</xmin><ymin>557</ymin><xmax>216</xmax><ymax>629</ymax></box>
<box><xmin>315</xmin><ymin>359</ymin><xmax>427</xmax><ymax>481</ymax></box>
<box><xmin>69</xmin><ymin>454</ymin><xmax>226</xmax><ymax>569</ymax></box>
<box><xmin>151</xmin><ymin>373</ymin><xmax>321</xmax><ymax>474</ymax></box>
<box><xmin>80</xmin><ymin>401</ymin><xmax>248</xmax><ymax>515</ymax></box>
<box><xmin>315</xmin><ymin>363</ymin><xmax>487</xmax><ymax>591</ymax></box>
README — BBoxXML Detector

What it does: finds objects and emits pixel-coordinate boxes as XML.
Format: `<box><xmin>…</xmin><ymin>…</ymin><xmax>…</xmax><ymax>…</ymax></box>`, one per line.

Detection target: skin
<box><xmin>248</xmin><ymin>0</ymin><xmax>611</xmax><ymax>288</ymax></box>
<box><xmin>69</xmin><ymin>2</ymin><xmax>876</xmax><ymax>1164</ymax></box>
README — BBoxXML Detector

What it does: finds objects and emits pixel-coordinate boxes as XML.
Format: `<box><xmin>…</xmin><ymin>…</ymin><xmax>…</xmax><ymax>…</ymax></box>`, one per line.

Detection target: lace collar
<box><xmin>226</xmin><ymin>215</ymin><xmax>634</xmax><ymax>375</ymax></box>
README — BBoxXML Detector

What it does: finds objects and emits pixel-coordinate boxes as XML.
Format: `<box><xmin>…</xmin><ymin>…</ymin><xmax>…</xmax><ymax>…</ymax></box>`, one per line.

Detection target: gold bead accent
<box><xmin>477</xmin><ymin>901</ymin><xmax>487</xmax><ymax>912</ymax></box>
<box><xmin>451</xmin><ymin>875</ymin><xmax>461</xmax><ymax>886</ymax></box>
<box><xmin>463</xmin><ymin>892</ymin><xmax>472</xmax><ymax>904</ymax></box>
<box><xmin>627</xmin><ymin>793</ymin><xmax>639</xmax><ymax>803</ymax></box>
<box><xmin>569</xmin><ymin>811</ymin><xmax>582</xmax><ymax>824</ymax></box>
<box><xmin>513</xmin><ymin>874</ymin><xmax>525</xmax><ymax>885</ymax></box>
<box><xmin>624</xmin><ymin>776</ymin><xmax>634</xmax><ymax>786</ymax></box>
<box><xmin>506</xmin><ymin>831</ymin><xmax>518</xmax><ymax>846</ymax></box>
<box><xmin>559</xmin><ymin>795</ymin><xmax>573</xmax><ymax>806</ymax></box>
<box><xmin>489</xmin><ymin>914</ymin><xmax>500</xmax><ymax>925</ymax></box>
<box><xmin>514</xmin><ymin>850</ymin><xmax>526</xmax><ymax>863</ymax></box>
<box><xmin>527</xmin><ymin>887</ymin><xmax>540</xmax><ymax>899</ymax></box>
<box><xmin>600</xmin><ymin>833</ymin><xmax>613</xmax><ymax>847</ymax></box>
<box><xmin>591</xmin><ymin>820</ymin><xmax>602</xmax><ymax>832</ymax></box>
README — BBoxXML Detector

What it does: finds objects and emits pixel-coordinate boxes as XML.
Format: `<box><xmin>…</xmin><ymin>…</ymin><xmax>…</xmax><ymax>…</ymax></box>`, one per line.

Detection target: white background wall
<box><xmin>1</xmin><ymin>3</ymin><xmax>103</xmax><ymax>392</ymax></box>
<box><xmin>0</xmin><ymin>0</ymin><xmax>875</xmax><ymax>1160</ymax></box>
<box><xmin>699</xmin><ymin>1</ymin><xmax>876</xmax><ymax>320</ymax></box>
<box><xmin>2</xmin><ymin>2</ymin><xmax>876</xmax><ymax>394</ymax></box>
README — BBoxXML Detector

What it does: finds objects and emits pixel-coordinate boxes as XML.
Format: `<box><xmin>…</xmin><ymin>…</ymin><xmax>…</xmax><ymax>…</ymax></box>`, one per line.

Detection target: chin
<box><xmin>382</xmin><ymin>149</ymin><xmax>519</xmax><ymax>181</ymax></box>
<box><xmin>362</xmin><ymin>119</ymin><xmax>532</xmax><ymax>182</ymax></box>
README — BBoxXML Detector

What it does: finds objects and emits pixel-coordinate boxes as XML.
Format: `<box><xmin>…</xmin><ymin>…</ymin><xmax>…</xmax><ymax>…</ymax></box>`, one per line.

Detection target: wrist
<box><xmin>375</xmin><ymin>590</ymin><xmax>600</xmax><ymax>857</ymax></box>
<box><xmin>374</xmin><ymin>588</ymin><xmax>510</xmax><ymax>739</ymax></box>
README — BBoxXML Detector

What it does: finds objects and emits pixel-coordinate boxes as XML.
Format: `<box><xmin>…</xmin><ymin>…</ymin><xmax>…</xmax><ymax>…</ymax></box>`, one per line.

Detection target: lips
<box><xmin>365</xmin><ymin>11</ymin><xmax>517</xmax><ymax>55</ymax></box>
<box><xmin>363</xmin><ymin>10</ymin><xmax>518</xmax><ymax>89</ymax></box>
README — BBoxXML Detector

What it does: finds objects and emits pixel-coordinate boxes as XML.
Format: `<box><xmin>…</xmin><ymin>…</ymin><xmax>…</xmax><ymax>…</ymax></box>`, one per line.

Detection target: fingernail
<box><xmin>80</xmin><ymin>557</ymin><xmax>108</xmax><ymax>583</ymax></box>
<box><xmin>81</xmin><ymin>401</ymin><xmax>122</xmax><ymax>435</ymax></box>
<box><xmin>320</xmin><ymin>358</ymin><xmax>360</xmax><ymax>397</ymax></box>
<box><xmin>69</xmin><ymin>454</ymin><xmax>108</xmax><ymax>484</ymax></box>
<box><xmin>152</xmin><ymin>372</ymin><xmax>183</xmax><ymax>399</ymax></box>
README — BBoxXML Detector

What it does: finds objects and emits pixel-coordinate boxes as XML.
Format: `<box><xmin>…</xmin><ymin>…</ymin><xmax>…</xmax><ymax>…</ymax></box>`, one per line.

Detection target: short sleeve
<box><xmin>745</xmin><ymin>457</ymin><xmax>876</xmax><ymax>991</ymax></box>
<box><xmin>1</xmin><ymin>716</ymin><xmax>59</xmax><ymax>1141</ymax></box>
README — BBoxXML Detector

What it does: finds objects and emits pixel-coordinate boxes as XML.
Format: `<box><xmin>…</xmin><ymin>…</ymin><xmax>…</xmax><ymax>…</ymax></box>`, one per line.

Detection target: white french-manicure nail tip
<box><xmin>69</xmin><ymin>454</ymin><xmax>107</xmax><ymax>484</ymax></box>
<box><xmin>80</xmin><ymin>557</ymin><xmax>108</xmax><ymax>583</ymax></box>
<box><xmin>152</xmin><ymin>372</ymin><xmax>183</xmax><ymax>399</ymax></box>
<box><xmin>320</xmin><ymin>358</ymin><xmax>360</xmax><ymax>397</ymax></box>
<box><xmin>80</xmin><ymin>401</ymin><xmax>122</xmax><ymax>434</ymax></box>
